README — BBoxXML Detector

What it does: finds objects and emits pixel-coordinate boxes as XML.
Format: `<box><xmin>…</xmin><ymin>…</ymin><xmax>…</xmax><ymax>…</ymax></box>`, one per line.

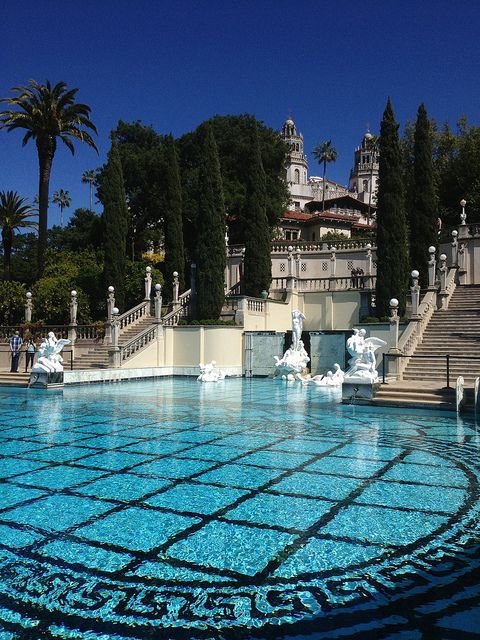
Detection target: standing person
<box><xmin>25</xmin><ymin>337</ymin><xmax>36</xmax><ymax>371</ymax></box>
<box><xmin>9</xmin><ymin>330</ymin><xmax>23</xmax><ymax>373</ymax></box>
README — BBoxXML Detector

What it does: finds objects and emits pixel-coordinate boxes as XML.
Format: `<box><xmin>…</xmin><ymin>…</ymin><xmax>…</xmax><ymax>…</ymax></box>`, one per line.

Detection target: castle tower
<box><xmin>281</xmin><ymin>117</ymin><xmax>308</xmax><ymax>187</ymax></box>
<box><xmin>349</xmin><ymin>131</ymin><xmax>379</xmax><ymax>206</ymax></box>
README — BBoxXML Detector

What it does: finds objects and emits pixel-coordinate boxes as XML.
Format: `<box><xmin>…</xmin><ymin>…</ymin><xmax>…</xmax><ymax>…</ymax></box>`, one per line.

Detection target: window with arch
<box><xmin>294</xmin><ymin>169</ymin><xmax>300</xmax><ymax>184</ymax></box>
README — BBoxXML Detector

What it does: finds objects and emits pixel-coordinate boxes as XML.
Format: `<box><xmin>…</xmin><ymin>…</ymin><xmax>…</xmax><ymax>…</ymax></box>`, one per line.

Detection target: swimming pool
<box><xmin>0</xmin><ymin>378</ymin><xmax>479</xmax><ymax>639</ymax></box>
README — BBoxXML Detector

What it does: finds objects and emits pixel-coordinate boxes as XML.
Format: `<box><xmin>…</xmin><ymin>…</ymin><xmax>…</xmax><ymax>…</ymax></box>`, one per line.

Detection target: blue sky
<box><xmin>1</xmin><ymin>0</ymin><xmax>480</xmax><ymax>226</ymax></box>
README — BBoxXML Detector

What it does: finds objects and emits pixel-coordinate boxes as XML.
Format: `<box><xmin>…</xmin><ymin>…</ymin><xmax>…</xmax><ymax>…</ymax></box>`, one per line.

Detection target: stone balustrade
<box><xmin>119</xmin><ymin>325</ymin><xmax>158</xmax><ymax>362</ymax></box>
<box><xmin>117</xmin><ymin>300</ymin><xmax>150</xmax><ymax>331</ymax></box>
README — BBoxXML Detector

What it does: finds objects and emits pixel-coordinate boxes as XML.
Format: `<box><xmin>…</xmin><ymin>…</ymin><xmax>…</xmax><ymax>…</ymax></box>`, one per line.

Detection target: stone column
<box><xmin>287</xmin><ymin>245</ymin><xmax>294</xmax><ymax>277</ymax></box>
<box><xmin>365</xmin><ymin>243</ymin><xmax>373</xmax><ymax>288</ymax></box>
<box><xmin>428</xmin><ymin>246</ymin><xmax>437</xmax><ymax>289</ymax></box>
<box><xmin>387</xmin><ymin>297</ymin><xmax>401</xmax><ymax>378</ymax></box>
<box><xmin>25</xmin><ymin>292</ymin><xmax>32</xmax><ymax>323</ymax></box>
<box><xmin>68</xmin><ymin>290</ymin><xmax>78</xmax><ymax>347</ymax></box>
<box><xmin>144</xmin><ymin>266</ymin><xmax>152</xmax><ymax>302</ymax></box>
<box><xmin>294</xmin><ymin>249</ymin><xmax>301</xmax><ymax>279</ymax></box>
<box><xmin>451</xmin><ymin>230</ymin><xmax>458</xmax><ymax>266</ymax></box>
<box><xmin>437</xmin><ymin>253</ymin><xmax>449</xmax><ymax>310</ymax></box>
<box><xmin>410</xmin><ymin>270</ymin><xmax>420</xmax><ymax>319</ymax></box>
<box><xmin>330</xmin><ymin>247</ymin><xmax>337</xmax><ymax>290</ymax></box>
<box><xmin>460</xmin><ymin>198</ymin><xmax>467</xmax><ymax>226</ymax></box>
<box><xmin>108</xmin><ymin>306</ymin><xmax>121</xmax><ymax>368</ymax></box>
<box><xmin>105</xmin><ymin>286</ymin><xmax>115</xmax><ymax>344</ymax></box>
<box><xmin>154</xmin><ymin>284</ymin><xmax>163</xmax><ymax>322</ymax></box>
<box><xmin>173</xmin><ymin>271</ymin><xmax>179</xmax><ymax>306</ymax></box>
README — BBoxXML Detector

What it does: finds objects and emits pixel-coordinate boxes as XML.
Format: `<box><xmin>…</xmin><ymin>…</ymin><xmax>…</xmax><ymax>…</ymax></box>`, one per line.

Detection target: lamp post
<box><xmin>69</xmin><ymin>290</ymin><xmax>78</xmax><ymax>346</ymax></box>
<box><xmin>25</xmin><ymin>292</ymin><xmax>32</xmax><ymax>323</ymax></box>
<box><xmin>144</xmin><ymin>266</ymin><xmax>152</xmax><ymax>302</ymax></box>
<box><xmin>105</xmin><ymin>285</ymin><xmax>115</xmax><ymax>344</ymax></box>
<box><xmin>451</xmin><ymin>229</ymin><xmax>458</xmax><ymax>266</ymax></box>
<box><xmin>173</xmin><ymin>271</ymin><xmax>179</xmax><ymax>305</ymax></box>
<box><xmin>154</xmin><ymin>284</ymin><xmax>162</xmax><ymax>322</ymax></box>
<box><xmin>460</xmin><ymin>199</ymin><xmax>467</xmax><ymax>225</ymax></box>
<box><xmin>365</xmin><ymin>243</ymin><xmax>372</xmax><ymax>288</ymax></box>
<box><xmin>410</xmin><ymin>270</ymin><xmax>420</xmax><ymax>318</ymax></box>
<box><xmin>108</xmin><ymin>306</ymin><xmax>121</xmax><ymax>368</ymax></box>
<box><xmin>428</xmin><ymin>246</ymin><xmax>436</xmax><ymax>289</ymax></box>
<box><xmin>389</xmin><ymin>297</ymin><xmax>400</xmax><ymax>351</ymax></box>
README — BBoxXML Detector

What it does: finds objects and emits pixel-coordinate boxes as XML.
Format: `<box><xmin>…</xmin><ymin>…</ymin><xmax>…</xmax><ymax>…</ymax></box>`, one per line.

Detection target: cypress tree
<box><xmin>375</xmin><ymin>98</ymin><xmax>409</xmax><ymax>317</ymax></box>
<box><xmin>243</xmin><ymin>125</ymin><xmax>271</xmax><ymax>297</ymax></box>
<box><xmin>409</xmin><ymin>104</ymin><xmax>438</xmax><ymax>288</ymax></box>
<box><xmin>100</xmin><ymin>136</ymin><xmax>128</xmax><ymax>311</ymax></box>
<box><xmin>163</xmin><ymin>135</ymin><xmax>185</xmax><ymax>301</ymax></box>
<box><xmin>195</xmin><ymin>123</ymin><xmax>226</xmax><ymax>321</ymax></box>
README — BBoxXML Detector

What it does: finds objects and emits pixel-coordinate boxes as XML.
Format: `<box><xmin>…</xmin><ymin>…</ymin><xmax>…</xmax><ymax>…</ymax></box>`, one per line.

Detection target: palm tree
<box><xmin>312</xmin><ymin>140</ymin><xmax>338</xmax><ymax>210</ymax></box>
<box><xmin>52</xmin><ymin>189</ymin><xmax>71</xmax><ymax>227</ymax></box>
<box><xmin>0</xmin><ymin>191</ymin><xmax>37</xmax><ymax>280</ymax></box>
<box><xmin>82</xmin><ymin>168</ymin><xmax>97</xmax><ymax>212</ymax></box>
<box><xmin>0</xmin><ymin>80</ymin><xmax>98</xmax><ymax>277</ymax></box>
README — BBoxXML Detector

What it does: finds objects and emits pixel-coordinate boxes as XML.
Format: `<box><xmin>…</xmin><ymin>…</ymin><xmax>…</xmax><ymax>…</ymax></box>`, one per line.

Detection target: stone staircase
<box><xmin>373</xmin><ymin>382</ymin><xmax>456</xmax><ymax>411</ymax></box>
<box><xmin>401</xmin><ymin>285</ymin><xmax>480</xmax><ymax>387</ymax></box>
<box><xmin>0</xmin><ymin>372</ymin><xmax>31</xmax><ymax>388</ymax></box>
<box><xmin>71</xmin><ymin>315</ymin><xmax>155</xmax><ymax>370</ymax></box>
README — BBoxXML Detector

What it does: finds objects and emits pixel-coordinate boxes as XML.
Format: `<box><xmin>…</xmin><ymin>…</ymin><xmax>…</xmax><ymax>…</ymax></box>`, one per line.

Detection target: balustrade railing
<box><xmin>270</xmin><ymin>275</ymin><xmax>376</xmax><ymax>291</ymax></box>
<box><xmin>162</xmin><ymin>289</ymin><xmax>192</xmax><ymax>326</ymax></box>
<box><xmin>271</xmin><ymin>239</ymin><xmax>374</xmax><ymax>253</ymax></box>
<box><xmin>397</xmin><ymin>267</ymin><xmax>457</xmax><ymax>378</ymax></box>
<box><xmin>117</xmin><ymin>300</ymin><xmax>150</xmax><ymax>331</ymax></box>
<box><xmin>119</xmin><ymin>324</ymin><xmax>158</xmax><ymax>362</ymax></box>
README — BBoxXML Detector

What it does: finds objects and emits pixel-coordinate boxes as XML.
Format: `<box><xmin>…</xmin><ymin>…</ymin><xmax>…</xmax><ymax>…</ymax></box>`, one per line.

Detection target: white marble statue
<box><xmin>274</xmin><ymin>311</ymin><xmax>311</xmax><ymax>381</ymax></box>
<box><xmin>344</xmin><ymin>328</ymin><xmax>386</xmax><ymax>382</ymax></box>
<box><xmin>197</xmin><ymin>361</ymin><xmax>226</xmax><ymax>382</ymax></box>
<box><xmin>297</xmin><ymin>363</ymin><xmax>345</xmax><ymax>386</ymax></box>
<box><xmin>31</xmin><ymin>332</ymin><xmax>71</xmax><ymax>373</ymax></box>
<box><xmin>291</xmin><ymin>309</ymin><xmax>306</xmax><ymax>351</ymax></box>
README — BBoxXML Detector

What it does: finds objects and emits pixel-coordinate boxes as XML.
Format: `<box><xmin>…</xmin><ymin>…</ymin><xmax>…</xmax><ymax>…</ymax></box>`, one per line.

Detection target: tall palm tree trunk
<box><xmin>36</xmin><ymin>139</ymin><xmax>55</xmax><ymax>278</ymax></box>
<box><xmin>1</xmin><ymin>227</ymin><xmax>12</xmax><ymax>280</ymax></box>
<box><xmin>322</xmin><ymin>159</ymin><xmax>327</xmax><ymax>211</ymax></box>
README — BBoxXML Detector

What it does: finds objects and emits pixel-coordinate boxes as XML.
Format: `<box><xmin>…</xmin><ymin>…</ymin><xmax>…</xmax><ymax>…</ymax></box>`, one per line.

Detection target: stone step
<box><xmin>0</xmin><ymin>372</ymin><xmax>31</xmax><ymax>387</ymax></box>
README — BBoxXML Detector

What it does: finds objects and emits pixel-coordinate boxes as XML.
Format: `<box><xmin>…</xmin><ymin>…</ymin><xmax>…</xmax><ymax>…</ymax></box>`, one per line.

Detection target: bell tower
<box><xmin>281</xmin><ymin>117</ymin><xmax>308</xmax><ymax>187</ymax></box>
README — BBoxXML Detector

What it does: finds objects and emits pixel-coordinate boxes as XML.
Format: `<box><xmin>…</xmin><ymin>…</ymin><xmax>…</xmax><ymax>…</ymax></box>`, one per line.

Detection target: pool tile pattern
<box><xmin>0</xmin><ymin>379</ymin><xmax>479</xmax><ymax>640</ymax></box>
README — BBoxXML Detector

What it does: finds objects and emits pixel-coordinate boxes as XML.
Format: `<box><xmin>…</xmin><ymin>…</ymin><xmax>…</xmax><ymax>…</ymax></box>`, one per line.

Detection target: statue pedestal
<box><xmin>342</xmin><ymin>377</ymin><xmax>380</xmax><ymax>401</ymax></box>
<box><xmin>29</xmin><ymin>371</ymin><xmax>64</xmax><ymax>389</ymax></box>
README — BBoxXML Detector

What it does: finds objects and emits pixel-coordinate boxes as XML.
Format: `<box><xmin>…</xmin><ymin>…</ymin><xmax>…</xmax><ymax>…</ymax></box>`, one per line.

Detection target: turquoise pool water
<box><xmin>0</xmin><ymin>378</ymin><xmax>479</xmax><ymax>639</ymax></box>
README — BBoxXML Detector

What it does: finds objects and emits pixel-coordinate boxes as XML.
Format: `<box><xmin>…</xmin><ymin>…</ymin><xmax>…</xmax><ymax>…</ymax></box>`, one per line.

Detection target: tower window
<box><xmin>294</xmin><ymin>169</ymin><xmax>300</xmax><ymax>184</ymax></box>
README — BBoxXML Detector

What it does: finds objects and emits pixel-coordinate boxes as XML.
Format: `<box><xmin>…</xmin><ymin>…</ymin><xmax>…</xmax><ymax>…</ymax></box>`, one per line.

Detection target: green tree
<box><xmin>409</xmin><ymin>104</ymin><xmax>438</xmax><ymax>287</ymax></box>
<box><xmin>111</xmin><ymin>121</ymin><xmax>165</xmax><ymax>256</ymax></box>
<box><xmin>0</xmin><ymin>80</ymin><xmax>97</xmax><ymax>277</ymax></box>
<box><xmin>0</xmin><ymin>191</ymin><xmax>37</xmax><ymax>280</ymax></box>
<box><xmin>179</xmin><ymin>114</ymin><xmax>289</xmax><ymax>246</ymax></box>
<box><xmin>56</xmin><ymin>208</ymin><xmax>104</xmax><ymax>252</ymax></box>
<box><xmin>312</xmin><ymin>139</ymin><xmax>338</xmax><ymax>210</ymax></box>
<box><xmin>98</xmin><ymin>136</ymin><xmax>128</xmax><ymax>311</ymax></box>
<box><xmin>194</xmin><ymin>124</ymin><xmax>226</xmax><ymax>320</ymax></box>
<box><xmin>81</xmin><ymin>169</ymin><xmax>97</xmax><ymax>212</ymax></box>
<box><xmin>52</xmin><ymin>188</ymin><xmax>71</xmax><ymax>227</ymax></box>
<box><xmin>243</xmin><ymin>125</ymin><xmax>271</xmax><ymax>297</ymax></box>
<box><xmin>0</xmin><ymin>280</ymin><xmax>26</xmax><ymax>324</ymax></box>
<box><xmin>375</xmin><ymin>98</ymin><xmax>409</xmax><ymax>317</ymax></box>
<box><xmin>162</xmin><ymin>136</ymin><xmax>185</xmax><ymax>300</ymax></box>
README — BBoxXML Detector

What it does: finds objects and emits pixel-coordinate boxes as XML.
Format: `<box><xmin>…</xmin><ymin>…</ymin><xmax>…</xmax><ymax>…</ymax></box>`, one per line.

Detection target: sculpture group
<box><xmin>274</xmin><ymin>312</ymin><xmax>385</xmax><ymax>386</ymax></box>
<box><xmin>197</xmin><ymin>361</ymin><xmax>226</xmax><ymax>382</ymax></box>
<box><xmin>274</xmin><ymin>310</ymin><xmax>310</xmax><ymax>380</ymax></box>
<box><xmin>31</xmin><ymin>332</ymin><xmax>71</xmax><ymax>373</ymax></box>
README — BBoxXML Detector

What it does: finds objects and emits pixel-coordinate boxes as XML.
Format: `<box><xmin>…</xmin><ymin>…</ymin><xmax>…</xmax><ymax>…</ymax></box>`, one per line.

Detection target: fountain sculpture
<box><xmin>29</xmin><ymin>332</ymin><xmax>71</xmax><ymax>388</ymax></box>
<box><xmin>274</xmin><ymin>310</ymin><xmax>310</xmax><ymax>380</ymax></box>
<box><xmin>197</xmin><ymin>361</ymin><xmax>226</xmax><ymax>382</ymax></box>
